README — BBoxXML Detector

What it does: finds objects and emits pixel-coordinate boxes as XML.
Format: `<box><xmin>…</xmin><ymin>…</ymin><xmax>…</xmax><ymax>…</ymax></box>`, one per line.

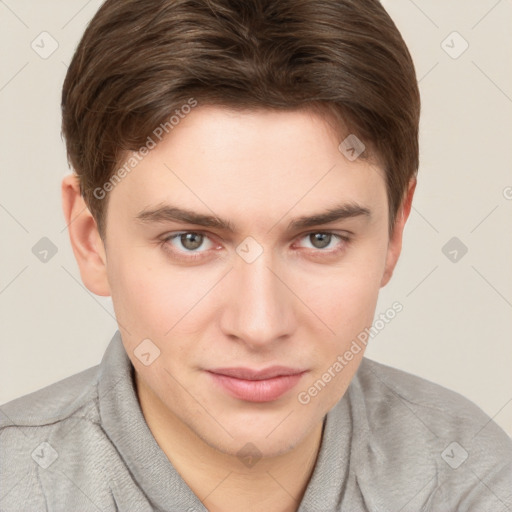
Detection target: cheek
<box><xmin>107</xmin><ymin>247</ymin><xmax>223</xmax><ymax>354</ymax></box>
<box><xmin>295</xmin><ymin>269</ymin><xmax>382</xmax><ymax>412</ymax></box>
<box><xmin>107</xmin><ymin>249</ymin><xmax>189</xmax><ymax>338</ymax></box>
<box><xmin>312</xmin><ymin>272</ymin><xmax>380</xmax><ymax>352</ymax></box>
<box><xmin>303</xmin><ymin>244</ymin><xmax>387</xmax><ymax>334</ymax></box>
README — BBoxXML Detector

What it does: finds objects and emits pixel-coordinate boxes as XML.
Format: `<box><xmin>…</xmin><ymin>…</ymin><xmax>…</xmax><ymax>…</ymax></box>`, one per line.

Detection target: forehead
<box><xmin>107</xmin><ymin>106</ymin><xmax>387</xmax><ymax>232</ymax></box>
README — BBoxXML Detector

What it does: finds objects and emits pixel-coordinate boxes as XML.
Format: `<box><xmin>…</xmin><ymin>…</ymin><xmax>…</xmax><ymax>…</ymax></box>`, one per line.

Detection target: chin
<box><xmin>207</xmin><ymin>429</ymin><xmax>306</xmax><ymax>460</ymax></box>
<box><xmin>187</xmin><ymin>408</ymin><xmax>318</xmax><ymax>460</ymax></box>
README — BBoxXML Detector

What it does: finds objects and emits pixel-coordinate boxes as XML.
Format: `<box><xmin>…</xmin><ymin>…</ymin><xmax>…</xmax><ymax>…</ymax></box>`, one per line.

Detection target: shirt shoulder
<box><xmin>357</xmin><ymin>357</ymin><xmax>510</xmax><ymax>441</ymax></box>
<box><xmin>0</xmin><ymin>365</ymin><xmax>114</xmax><ymax>511</ymax></box>
<box><xmin>0</xmin><ymin>364</ymin><xmax>100</xmax><ymax>429</ymax></box>
<box><xmin>0</xmin><ymin>334</ymin><xmax>156</xmax><ymax>512</ymax></box>
<box><xmin>350</xmin><ymin>357</ymin><xmax>512</xmax><ymax>511</ymax></box>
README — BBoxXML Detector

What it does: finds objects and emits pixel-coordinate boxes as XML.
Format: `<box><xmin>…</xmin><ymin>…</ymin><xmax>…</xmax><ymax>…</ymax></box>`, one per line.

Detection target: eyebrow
<box><xmin>288</xmin><ymin>203</ymin><xmax>371</xmax><ymax>230</ymax></box>
<box><xmin>135</xmin><ymin>202</ymin><xmax>371</xmax><ymax>232</ymax></box>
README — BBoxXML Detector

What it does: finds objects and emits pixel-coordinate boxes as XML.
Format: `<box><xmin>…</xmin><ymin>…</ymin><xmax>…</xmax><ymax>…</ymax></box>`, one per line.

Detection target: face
<box><xmin>99</xmin><ymin>106</ymin><xmax>402</xmax><ymax>458</ymax></box>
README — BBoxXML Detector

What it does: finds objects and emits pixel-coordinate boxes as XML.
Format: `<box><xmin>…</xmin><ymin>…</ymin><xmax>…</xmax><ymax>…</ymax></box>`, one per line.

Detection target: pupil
<box><xmin>182</xmin><ymin>233</ymin><xmax>202</xmax><ymax>250</ymax></box>
<box><xmin>311</xmin><ymin>233</ymin><xmax>331</xmax><ymax>249</ymax></box>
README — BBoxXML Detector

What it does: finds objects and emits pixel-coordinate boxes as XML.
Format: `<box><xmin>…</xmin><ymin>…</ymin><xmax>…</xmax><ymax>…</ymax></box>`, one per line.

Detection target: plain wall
<box><xmin>0</xmin><ymin>0</ymin><xmax>511</xmax><ymax>437</ymax></box>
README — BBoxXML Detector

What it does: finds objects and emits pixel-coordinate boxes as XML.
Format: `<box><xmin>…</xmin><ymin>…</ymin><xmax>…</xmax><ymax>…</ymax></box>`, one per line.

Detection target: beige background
<box><xmin>0</xmin><ymin>0</ymin><xmax>511</xmax><ymax>437</ymax></box>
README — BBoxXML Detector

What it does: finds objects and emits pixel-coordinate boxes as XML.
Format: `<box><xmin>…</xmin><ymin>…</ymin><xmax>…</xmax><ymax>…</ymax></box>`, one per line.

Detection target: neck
<box><xmin>135</xmin><ymin>373</ymin><xmax>324</xmax><ymax>512</ymax></box>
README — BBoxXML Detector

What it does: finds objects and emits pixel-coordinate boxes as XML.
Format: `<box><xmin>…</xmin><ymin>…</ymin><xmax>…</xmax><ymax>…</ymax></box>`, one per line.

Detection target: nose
<box><xmin>219</xmin><ymin>250</ymin><xmax>296</xmax><ymax>350</ymax></box>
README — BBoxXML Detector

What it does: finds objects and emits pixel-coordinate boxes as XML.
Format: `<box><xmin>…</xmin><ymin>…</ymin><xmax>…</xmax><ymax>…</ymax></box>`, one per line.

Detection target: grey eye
<box><xmin>179</xmin><ymin>232</ymin><xmax>204</xmax><ymax>251</ymax></box>
<box><xmin>309</xmin><ymin>233</ymin><xmax>332</xmax><ymax>249</ymax></box>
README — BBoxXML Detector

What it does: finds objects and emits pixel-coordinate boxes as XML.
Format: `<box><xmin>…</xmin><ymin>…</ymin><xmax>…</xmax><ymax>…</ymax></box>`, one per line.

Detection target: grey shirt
<box><xmin>1</xmin><ymin>331</ymin><xmax>511</xmax><ymax>511</ymax></box>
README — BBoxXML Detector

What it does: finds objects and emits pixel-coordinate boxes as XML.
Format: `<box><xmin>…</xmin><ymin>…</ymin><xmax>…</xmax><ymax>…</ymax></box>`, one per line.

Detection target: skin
<box><xmin>62</xmin><ymin>106</ymin><xmax>415</xmax><ymax>512</ymax></box>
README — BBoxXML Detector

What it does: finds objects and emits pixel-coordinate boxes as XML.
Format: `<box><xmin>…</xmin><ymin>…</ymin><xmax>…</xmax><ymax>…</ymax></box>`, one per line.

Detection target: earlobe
<box><xmin>380</xmin><ymin>178</ymin><xmax>417</xmax><ymax>287</ymax></box>
<box><xmin>61</xmin><ymin>173</ymin><xmax>111</xmax><ymax>296</ymax></box>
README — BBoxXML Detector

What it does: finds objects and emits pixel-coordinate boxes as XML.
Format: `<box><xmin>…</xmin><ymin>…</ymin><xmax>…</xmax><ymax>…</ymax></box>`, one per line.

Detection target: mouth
<box><xmin>206</xmin><ymin>366</ymin><xmax>308</xmax><ymax>402</ymax></box>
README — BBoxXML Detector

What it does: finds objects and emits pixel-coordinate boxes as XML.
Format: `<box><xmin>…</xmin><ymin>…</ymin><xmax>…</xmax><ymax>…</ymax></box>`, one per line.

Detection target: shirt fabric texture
<box><xmin>1</xmin><ymin>330</ymin><xmax>511</xmax><ymax>511</ymax></box>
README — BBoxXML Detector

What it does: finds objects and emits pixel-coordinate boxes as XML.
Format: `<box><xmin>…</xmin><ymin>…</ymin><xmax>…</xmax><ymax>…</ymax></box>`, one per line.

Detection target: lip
<box><xmin>207</xmin><ymin>366</ymin><xmax>308</xmax><ymax>402</ymax></box>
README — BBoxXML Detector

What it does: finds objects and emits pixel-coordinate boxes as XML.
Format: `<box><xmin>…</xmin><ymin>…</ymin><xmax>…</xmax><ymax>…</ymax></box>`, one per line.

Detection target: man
<box><xmin>1</xmin><ymin>0</ymin><xmax>511</xmax><ymax>510</ymax></box>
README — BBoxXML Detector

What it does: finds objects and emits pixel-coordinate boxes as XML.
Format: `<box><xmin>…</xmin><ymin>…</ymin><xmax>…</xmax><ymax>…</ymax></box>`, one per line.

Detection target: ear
<box><xmin>61</xmin><ymin>174</ymin><xmax>111</xmax><ymax>296</ymax></box>
<box><xmin>380</xmin><ymin>178</ymin><xmax>416</xmax><ymax>287</ymax></box>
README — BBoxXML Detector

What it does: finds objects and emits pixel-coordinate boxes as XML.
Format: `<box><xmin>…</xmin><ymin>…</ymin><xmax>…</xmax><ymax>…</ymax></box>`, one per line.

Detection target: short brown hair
<box><xmin>61</xmin><ymin>0</ymin><xmax>420</xmax><ymax>237</ymax></box>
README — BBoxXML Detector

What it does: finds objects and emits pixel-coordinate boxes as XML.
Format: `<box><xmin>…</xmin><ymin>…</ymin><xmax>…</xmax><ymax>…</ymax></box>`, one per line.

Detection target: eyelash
<box><xmin>160</xmin><ymin>231</ymin><xmax>351</xmax><ymax>262</ymax></box>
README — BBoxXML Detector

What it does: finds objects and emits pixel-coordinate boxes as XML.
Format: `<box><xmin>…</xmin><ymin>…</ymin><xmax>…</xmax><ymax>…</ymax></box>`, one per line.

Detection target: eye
<box><xmin>164</xmin><ymin>232</ymin><xmax>214</xmax><ymax>253</ymax></box>
<box><xmin>296</xmin><ymin>232</ymin><xmax>348</xmax><ymax>251</ymax></box>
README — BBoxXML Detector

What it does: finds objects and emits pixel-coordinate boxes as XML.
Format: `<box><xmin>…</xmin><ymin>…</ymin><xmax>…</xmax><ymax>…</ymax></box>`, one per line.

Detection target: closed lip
<box><xmin>206</xmin><ymin>365</ymin><xmax>309</xmax><ymax>402</ymax></box>
<box><xmin>207</xmin><ymin>366</ymin><xmax>308</xmax><ymax>380</ymax></box>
